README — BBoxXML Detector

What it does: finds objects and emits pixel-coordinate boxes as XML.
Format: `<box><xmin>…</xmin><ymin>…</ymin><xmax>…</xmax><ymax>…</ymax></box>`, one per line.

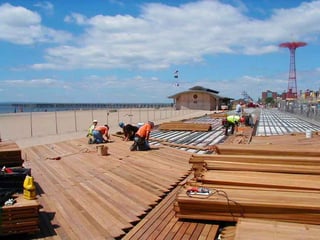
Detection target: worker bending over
<box><xmin>223</xmin><ymin>115</ymin><xmax>241</xmax><ymax>136</ymax></box>
<box><xmin>119</xmin><ymin>122</ymin><xmax>139</xmax><ymax>141</ymax></box>
<box><xmin>92</xmin><ymin>124</ymin><xmax>110</xmax><ymax>144</ymax></box>
<box><xmin>130</xmin><ymin>121</ymin><xmax>154</xmax><ymax>151</ymax></box>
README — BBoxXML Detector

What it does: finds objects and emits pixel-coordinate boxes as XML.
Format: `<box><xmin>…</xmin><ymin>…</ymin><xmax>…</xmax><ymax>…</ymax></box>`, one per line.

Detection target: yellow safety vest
<box><xmin>227</xmin><ymin>115</ymin><xmax>240</xmax><ymax>124</ymax></box>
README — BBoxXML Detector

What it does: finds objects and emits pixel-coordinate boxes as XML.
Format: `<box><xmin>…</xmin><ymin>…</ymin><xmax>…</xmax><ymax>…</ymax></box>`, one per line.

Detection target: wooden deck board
<box><xmin>19</xmin><ymin>137</ymin><xmax>198</xmax><ymax>239</ymax></box>
<box><xmin>123</xmin><ymin>181</ymin><xmax>220</xmax><ymax>240</ymax></box>
<box><xmin>234</xmin><ymin>218</ymin><xmax>320</xmax><ymax>240</ymax></box>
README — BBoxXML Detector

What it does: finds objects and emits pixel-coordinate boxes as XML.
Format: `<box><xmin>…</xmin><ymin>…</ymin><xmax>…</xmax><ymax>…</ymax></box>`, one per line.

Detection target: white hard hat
<box><xmin>93</xmin><ymin>120</ymin><xmax>98</xmax><ymax>123</ymax></box>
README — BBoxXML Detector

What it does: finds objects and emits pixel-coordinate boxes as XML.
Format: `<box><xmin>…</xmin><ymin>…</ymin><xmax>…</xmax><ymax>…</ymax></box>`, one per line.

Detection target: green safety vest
<box><xmin>227</xmin><ymin>115</ymin><xmax>240</xmax><ymax>124</ymax></box>
<box><xmin>87</xmin><ymin>125</ymin><xmax>95</xmax><ymax>136</ymax></box>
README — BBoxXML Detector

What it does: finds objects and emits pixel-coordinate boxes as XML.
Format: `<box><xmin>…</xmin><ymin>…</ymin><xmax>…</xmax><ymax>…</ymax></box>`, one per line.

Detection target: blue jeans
<box><xmin>92</xmin><ymin>130</ymin><xmax>104</xmax><ymax>143</ymax></box>
<box><xmin>132</xmin><ymin>136</ymin><xmax>150</xmax><ymax>151</ymax></box>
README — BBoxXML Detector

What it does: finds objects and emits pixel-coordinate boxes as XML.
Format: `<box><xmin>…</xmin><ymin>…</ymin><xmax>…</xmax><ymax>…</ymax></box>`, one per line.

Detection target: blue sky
<box><xmin>0</xmin><ymin>0</ymin><xmax>320</xmax><ymax>103</ymax></box>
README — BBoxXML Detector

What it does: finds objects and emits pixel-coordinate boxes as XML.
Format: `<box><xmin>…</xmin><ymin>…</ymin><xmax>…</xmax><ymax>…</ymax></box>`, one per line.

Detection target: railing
<box><xmin>0</xmin><ymin>107</ymin><xmax>200</xmax><ymax>141</ymax></box>
<box><xmin>278</xmin><ymin>100</ymin><xmax>320</xmax><ymax>123</ymax></box>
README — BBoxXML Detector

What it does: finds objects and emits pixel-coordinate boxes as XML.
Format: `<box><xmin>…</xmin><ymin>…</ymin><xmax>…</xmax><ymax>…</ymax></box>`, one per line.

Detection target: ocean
<box><xmin>0</xmin><ymin>102</ymin><xmax>173</xmax><ymax>114</ymax></box>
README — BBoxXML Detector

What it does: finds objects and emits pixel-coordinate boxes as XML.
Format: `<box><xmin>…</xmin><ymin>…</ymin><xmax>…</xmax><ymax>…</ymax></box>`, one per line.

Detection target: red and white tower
<box><xmin>279</xmin><ymin>41</ymin><xmax>307</xmax><ymax>100</ymax></box>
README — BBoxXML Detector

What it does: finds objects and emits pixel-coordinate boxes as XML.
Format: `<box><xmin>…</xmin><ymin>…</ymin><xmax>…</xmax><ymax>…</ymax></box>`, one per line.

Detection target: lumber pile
<box><xmin>223</xmin><ymin>125</ymin><xmax>254</xmax><ymax>144</ymax></box>
<box><xmin>158</xmin><ymin>121</ymin><xmax>212</xmax><ymax>132</ymax></box>
<box><xmin>189</xmin><ymin>154</ymin><xmax>320</xmax><ymax>175</ymax></box>
<box><xmin>251</xmin><ymin>132</ymin><xmax>320</xmax><ymax>148</ymax></box>
<box><xmin>0</xmin><ymin>141</ymin><xmax>40</xmax><ymax>237</ymax></box>
<box><xmin>214</xmin><ymin>143</ymin><xmax>320</xmax><ymax>157</ymax></box>
<box><xmin>0</xmin><ymin>141</ymin><xmax>23</xmax><ymax>167</ymax></box>
<box><xmin>0</xmin><ymin>194</ymin><xmax>40</xmax><ymax>236</ymax></box>
<box><xmin>209</xmin><ymin>112</ymin><xmax>227</xmax><ymax>118</ymax></box>
<box><xmin>174</xmin><ymin>148</ymin><xmax>320</xmax><ymax>224</ymax></box>
<box><xmin>232</xmin><ymin>218</ymin><xmax>320</xmax><ymax>240</ymax></box>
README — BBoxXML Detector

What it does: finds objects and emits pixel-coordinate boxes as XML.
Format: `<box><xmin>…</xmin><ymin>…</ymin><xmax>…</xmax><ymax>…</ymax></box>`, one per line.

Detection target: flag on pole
<box><xmin>174</xmin><ymin>70</ymin><xmax>179</xmax><ymax>78</ymax></box>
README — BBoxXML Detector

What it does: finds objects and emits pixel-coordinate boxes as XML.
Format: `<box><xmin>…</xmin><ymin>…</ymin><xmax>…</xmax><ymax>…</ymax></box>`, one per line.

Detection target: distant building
<box><xmin>261</xmin><ymin>90</ymin><xmax>278</xmax><ymax>103</ymax></box>
<box><xmin>300</xmin><ymin>89</ymin><xmax>320</xmax><ymax>102</ymax></box>
<box><xmin>168</xmin><ymin>86</ymin><xmax>233</xmax><ymax>111</ymax></box>
<box><xmin>261</xmin><ymin>89</ymin><xmax>320</xmax><ymax>105</ymax></box>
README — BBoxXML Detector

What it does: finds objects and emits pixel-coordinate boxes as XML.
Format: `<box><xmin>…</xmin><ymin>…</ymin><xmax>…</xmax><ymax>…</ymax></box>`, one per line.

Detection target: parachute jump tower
<box><xmin>279</xmin><ymin>41</ymin><xmax>307</xmax><ymax>100</ymax></box>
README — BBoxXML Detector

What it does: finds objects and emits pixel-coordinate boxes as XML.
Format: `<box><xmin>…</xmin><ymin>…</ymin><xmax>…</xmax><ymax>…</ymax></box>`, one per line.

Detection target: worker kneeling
<box><xmin>130</xmin><ymin>121</ymin><xmax>154</xmax><ymax>151</ymax></box>
<box><xmin>223</xmin><ymin>115</ymin><xmax>241</xmax><ymax>136</ymax></box>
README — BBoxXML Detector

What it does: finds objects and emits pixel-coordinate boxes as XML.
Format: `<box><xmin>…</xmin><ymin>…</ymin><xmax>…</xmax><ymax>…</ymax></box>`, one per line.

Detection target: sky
<box><xmin>0</xmin><ymin>0</ymin><xmax>320</xmax><ymax>103</ymax></box>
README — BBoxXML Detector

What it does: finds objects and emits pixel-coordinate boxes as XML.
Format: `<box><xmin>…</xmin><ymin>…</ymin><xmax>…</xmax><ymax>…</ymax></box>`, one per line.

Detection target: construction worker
<box><xmin>92</xmin><ymin>124</ymin><xmax>110</xmax><ymax>144</ymax></box>
<box><xmin>223</xmin><ymin>115</ymin><xmax>240</xmax><ymax>136</ymax></box>
<box><xmin>87</xmin><ymin>120</ymin><xmax>98</xmax><ymax>144</ymax></box>
<box><xmin>130</xmin><ymin>121</ymin><xmax>154</xmax><ymax>151</ymax></box>
<box><xmin>119</xmin><ymin>122</ymin><xmax>139</xmax><ymax>141</ymax></box>
<box><xmin>235</xmin><ymin>102</ymin><xmax>243</xmax><ymax>116</ymax></box>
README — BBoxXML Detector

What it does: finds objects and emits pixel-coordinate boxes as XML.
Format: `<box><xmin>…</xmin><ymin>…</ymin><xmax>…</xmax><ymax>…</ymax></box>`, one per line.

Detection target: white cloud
<box><xmin>0</xmin><ymin>3</ymin><xmax>71</xmax><ymax>44</ymax></box>
<box><xmin>2</xmin><ymin>1</ymin><xmax>320</xmax><ymax>102</ymax></box>
<box><xmin>2</xmin><ymin>78</ymin><xmax>59</xmax><ymax>86</ymax></box>
<box><xmin>30</xmin><ymin>1</ymin><xmax>320</xmax><ymax>71</ymax></box>
<box><xmin>64</xmin><ymin>13</ymin><xmax>88</xmax><ymax>25</ymax></box>
<box><xmin>34</xmin><ymin>1</ymin><xmax>54</xmax><ymax>14</ymax></box>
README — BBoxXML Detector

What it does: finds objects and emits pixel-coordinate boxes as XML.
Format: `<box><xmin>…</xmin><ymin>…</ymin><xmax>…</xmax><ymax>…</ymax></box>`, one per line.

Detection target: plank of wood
<box><xmin>20</xmin><ymin>136</ymin><xmax>196</xmax><ymax>239</ymax></box>
<box><xmin>250</xmin><ymin>133</ymin><xmax>320</xmax><ymax>146</ymax></box>
<box><xmin>215</xmin><ymin>144</ymin><xmax>320</xmax><ymax>157</ymax></box>
<box><xmin>0</xmin><ymin>194</ymin><xmax>40</xmax><ymax>236</ymax></box>
<box><xmin>201</xmin><ymin>170</ymin><xmax>320</xmax><ymax>190</ymax></box>
<box><xmin>123</xmin><ymin>186</ymin><xmax>182</xmax><ymax>240</ymax></box>
<box><xmin>159</xmin><ymin>122</ymin><xmax>212</xmax><ymax>132</ymax></box>
<box><xmin>234</xmin><ymin>218</ymin><xmax>320</xmax><ymax>240</ymax></box>
<box><xmin>204</xmin><ymin>161</ymin><xmax>320</xmax><ymax>174</ymax></box>
<box><xmin>0</xmin><ymin>140</ymin><xmax>20</xmax><ymax>150</ymax></box>
<box><xmin>190</xmin><ymin>154</ymin><xmax>320</xmax><ymax>165</ymax></box>
<box><xmin>189</xmin><ymin>154</ymin><xmax>320</xmax><ymax>176</ymax></box>
<box><xmin>175</xmin><ymin>184</ymin><xmax>320</xmax><ymax>224</ymax></box>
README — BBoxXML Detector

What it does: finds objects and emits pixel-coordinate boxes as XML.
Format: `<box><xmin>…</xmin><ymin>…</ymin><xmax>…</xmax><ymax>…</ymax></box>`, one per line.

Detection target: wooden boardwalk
<box><xmin>123</xmin><ymin>179</ymin><xmax>220</xmax><ymax>240</ymax></box>
<box><xmin>5</xmin><ymin>122</ymin><xmax>320</xmax><ymax>239</ymax></box>
<box><xmin>18</xmin><ymin>136</ymin><xmax>219</xmax><ymax>239</ymax></box>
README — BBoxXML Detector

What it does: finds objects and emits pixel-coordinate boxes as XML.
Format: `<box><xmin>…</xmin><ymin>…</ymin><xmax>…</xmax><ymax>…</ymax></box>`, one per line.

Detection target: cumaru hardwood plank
<box><xmin>214</xmin><ymin>143</ymin><xmax>320</xmax><ymax>156</ymax></box>
<box><xmin>8</xmin><ymin>127</ymin><xmax>320</xmax><ymax>239</ymax></box>
<box><xmin>234</xmin><ymin>218</ymin><xmax>320</xmax><ymax>240</ymax></box>
<box><xmin>0</xmin><ymin>140</ymin><xmax>23</xmax><ymax>166</ymax></box>
<box><xmin>18</xmin><ymin>137</ymin><xmax>195</xmax><ymax>239</ymax></box>
<box><xmin>123</xmin><ymin>181</ymin><xmax>219</xmax><ymax>240</ymax></box>
<box><xmin>201</xmin><ymin>170</ymin><xmax>320</xmax><ymax>190</ymax></box>
<box><xmin>176</xmin><ymin>135</ymin><xmax>320</xmax><ymax>227</ymax></box>
<box><xmin>158</xmin><ymin>122</ymin><xmax>212</xmax><ymax>132</ymax></box>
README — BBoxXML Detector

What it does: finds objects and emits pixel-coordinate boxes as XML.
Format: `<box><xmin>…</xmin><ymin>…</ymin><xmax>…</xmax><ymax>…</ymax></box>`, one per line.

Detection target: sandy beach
<box><xmin>0</xmin><ymin>108</ymin><xmax>212</xmax><ymax>148</ymax></box>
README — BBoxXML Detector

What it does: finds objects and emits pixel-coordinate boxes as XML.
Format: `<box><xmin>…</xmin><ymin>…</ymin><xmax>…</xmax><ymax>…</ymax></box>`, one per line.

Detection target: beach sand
<box><xmin>0</xmin><ymin>108</ymin><xmax>212</xmax><ymax>148</ymax></box>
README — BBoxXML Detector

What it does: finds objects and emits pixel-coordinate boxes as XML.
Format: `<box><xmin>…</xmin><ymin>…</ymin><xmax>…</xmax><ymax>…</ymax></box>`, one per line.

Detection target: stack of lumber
<box><xmin>209</xmin><ymin>112</ymin><xmax>227</xmax><ymax>118</ymax></box>
<box><xmin>0</xmin><ymin>141</ymin><xmax>23</xmax><ymax>167</ymax></box>
<box><xmin>189</xmin><ymin>154</ymin><xmax>320</xmax><ymax>175</ymax></box>
<box><xmin>158</xmin><ymin>121</ymin><xmax>212</xmax><ymax>132</ymax></box>
<box><xmin>214</xmin><ymin>143</ymin><xmax>320</xmax><ymax>157</ymax></box>
<box><xmin>233</xmin><ymin>218</ymin><xmax>320</xmax><ymax>240</ymax></box>
<box><xmin>174</xmin><ymin>144</ymin><xmax>320</xmax><ymax>224</ymax></box>
<box><xmin>0</xmin><ymin>194</ymin><xmax>40</xmax><ymax>236</ymax></box>
<box><xmin>250</xmin><ymin>132</ymin><xmax>320</xmax><ymax>146</ymax></box>
<box><xmin>0</xmin><ymin>141</ymin><xmax>39</xmax><ymax>236</ymax></box>
<box><xmin>223</xmin><ymin>125</ymin><xmax>254</xmax><ymax>144</ymax></box>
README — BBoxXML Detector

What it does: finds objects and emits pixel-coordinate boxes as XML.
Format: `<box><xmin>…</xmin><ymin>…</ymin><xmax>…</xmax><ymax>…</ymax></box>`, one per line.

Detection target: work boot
<box><xmin>130</xmin><ymin>142</ymin><xmax>138</xmax><ymax>151</ymax></box>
